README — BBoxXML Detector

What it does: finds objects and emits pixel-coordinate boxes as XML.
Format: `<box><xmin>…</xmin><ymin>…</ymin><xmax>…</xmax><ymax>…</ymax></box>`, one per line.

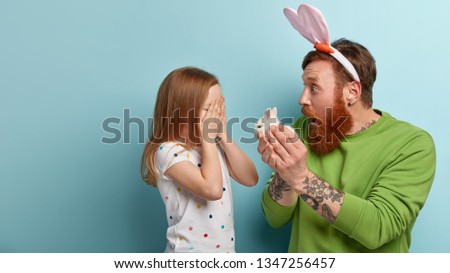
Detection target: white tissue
<box><xmin>255</xmin><ymin>107</ymin><xmax>295</xmax><ymax>136</ymax></box>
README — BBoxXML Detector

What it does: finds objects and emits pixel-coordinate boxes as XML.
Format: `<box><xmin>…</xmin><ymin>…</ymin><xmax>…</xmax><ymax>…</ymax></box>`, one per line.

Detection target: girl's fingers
<box><xmin>221</xmin><ymin>96</ymin><xmax>225</xmax><ymax>117</ymax></box>
<box><xmin>211</xmin><ymin>98</ymin><xmax>220</xmax><ymax>118</ymax></box>
<box><xmin>203</xmin><ymin>97</ymin><xmax>225</xmax><ymax>124</ymax></box>
<box><xmin>204</xmin><ymin>98</ymin><xmax>217</xmax><ymax>120</ymax></box>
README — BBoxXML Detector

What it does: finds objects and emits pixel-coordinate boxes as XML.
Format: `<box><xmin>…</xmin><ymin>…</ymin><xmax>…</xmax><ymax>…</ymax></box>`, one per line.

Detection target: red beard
<box><xmin>302</xmin><ymin>92</ymin><xmax>353</xmax><ymax>155</ymax></box>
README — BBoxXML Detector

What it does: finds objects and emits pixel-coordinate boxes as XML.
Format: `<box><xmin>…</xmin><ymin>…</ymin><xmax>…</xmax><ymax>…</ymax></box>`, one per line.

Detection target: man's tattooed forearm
<box><xmin>301</xmin><ymin>175</ymin><xmax>343</xmax><ymax>223</ymax></box>
<box><xmin>321</xmin><ymin>204</ymin><xmax>336</xmax><ymax>224</ymax></box>
<box><xmin>302</xmin><ymin>176</ymin><xmax>343</xmax><ymax>204</ymax></box>
<box><xmin>268</xmin><ymin>173</ymin><xmax>291</xmax><ymax>201</ymax></box>
<box><xmin>300</xmin><ymin>194</ymin><xmax>319</xmax><ymax>210</ymax></box>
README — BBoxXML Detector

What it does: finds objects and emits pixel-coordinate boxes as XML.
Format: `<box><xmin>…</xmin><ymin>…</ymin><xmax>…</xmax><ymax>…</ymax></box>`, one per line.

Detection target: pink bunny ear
<box><xmin>283</xmin><ymin>4</ymin><xmax>330</xmax><ymax>45</ymax></box>
<box><xmin>283</xmin><ymin>3</ymin><xmax>361</xmax><ymax>82</ymax></box>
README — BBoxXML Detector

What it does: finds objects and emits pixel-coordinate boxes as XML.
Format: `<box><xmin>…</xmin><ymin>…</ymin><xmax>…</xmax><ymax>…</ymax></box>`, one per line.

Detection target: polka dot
<box><xmin>169</xmin><ymin>216</ymin><xmax>173</xmax><ymax>220</ymax></box>
<box><xmin>223</xmin><ymin>187</ymin><xmax>226</xmax><ymax>191</ymax></box>
<box><xmin>165</xmin><ymin>196</ymin><xmax>169</xmax><ymax>200</ymax></box>
<box><xmin>177</xmin><ymin>187</ymin><xmax>181</xmax><ymax>192</ymax></box>
<box><xmin>216</xmin><ymin>244</ymin><xmax>220</xmax><ymax>248</ymax></box>
<box><xmin>197</xmin><ymin>163</ymin><xmax>201</xmax><ymax>167</ymax></box>
<box><xmin>187</xmin><ymin>153</ymin><xmax>190</xmax><ymax>159</ymax></box>
<box><xmin>159</xmin><ymin>146</ymin><xmax>163</xmax><ymax>150</ymax></box>
<box><xmin>209</xmin><ymin>214</ymin><xmax>213</xmax><ymax>219</ymax></box>
<box><xmin>189</xmin><ymin>227</ymin><xmax>193</xmax><ymax>231</ymax></box>
<box><xmin>174</xmin><ymin>153</ymin><xmax>178</xmax><ymax>157</ymax></box>
<box><xmin>196</xmin><ymin>204</ymin><xmax>201</xmax><ymax>209</ymax></box>
<box><xmin>221</xmin><ymin>201</ymin><xmax>224</xmax><ymax>205</ymax></box>
<box><xmin>178</xmin><ymin>236</ymin><xmax>183</xmax><ymax>240</ymax></box>
<box><xmin>221</xmin><ymin>225</ymin><xmax>225</xmax><ymax>229</ymax></box>
<box><xmin>231</xmin><ymin>237</ymin><xmax>234</xmax><ymax>241</ymax></box>
<box><xmin>204</xmin><ymin>233</ymin><xmax>208</xmax><ymax>238</ymax></box>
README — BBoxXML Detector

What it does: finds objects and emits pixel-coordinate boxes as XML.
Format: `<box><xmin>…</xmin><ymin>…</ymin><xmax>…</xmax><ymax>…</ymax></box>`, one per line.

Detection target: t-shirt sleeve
<box><xmin>155</xmin><ymin>142</ymin><xmax>195</xmax><ymax>180</ymax></box>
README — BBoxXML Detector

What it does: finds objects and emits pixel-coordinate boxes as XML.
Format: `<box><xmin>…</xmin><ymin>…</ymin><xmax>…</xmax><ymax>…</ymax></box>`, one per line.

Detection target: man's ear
<box><xmin>345</xmin><ymin>81</ymin><xmax>362</xmax><ymax>106</ymax></box>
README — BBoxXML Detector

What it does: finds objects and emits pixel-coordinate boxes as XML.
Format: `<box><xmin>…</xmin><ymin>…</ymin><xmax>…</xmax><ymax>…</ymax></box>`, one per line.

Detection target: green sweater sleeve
<box><xmin>333</xmin><ymin>133</ymin><xmax>436</xmax><ymax>249</ymax></box>
<box><xmin>261</xmin><ymin>173</ymin><xmax>297</xmax><ymax>228</ymax></box>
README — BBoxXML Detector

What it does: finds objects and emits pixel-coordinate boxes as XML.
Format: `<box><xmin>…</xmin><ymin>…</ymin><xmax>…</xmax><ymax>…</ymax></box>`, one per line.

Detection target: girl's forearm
<box><xmin>200</xmin><ymin>141</ymin><xmax>223</xmax><ymax>195</ymax></box>
<box><xmin>219</xmin><ymin>135</ymin><xmax>258</xmax><ymax>186</ymax></box>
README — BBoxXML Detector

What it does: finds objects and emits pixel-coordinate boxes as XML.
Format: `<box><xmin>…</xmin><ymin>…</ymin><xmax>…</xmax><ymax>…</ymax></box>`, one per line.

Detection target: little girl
<box><xmin>141</xmin><ymin>67</ymin><xmax>258</xmax><ymax>253</ymax></box>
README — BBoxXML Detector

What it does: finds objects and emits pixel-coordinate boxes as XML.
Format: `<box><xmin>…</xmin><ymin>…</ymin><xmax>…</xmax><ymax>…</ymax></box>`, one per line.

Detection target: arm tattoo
<box><xmin>321</xmin><ymin>204</ymin><xmax>336</xmax><ymax>224</ymax></box>
<box><xmin>268</xmin><ymin>173</ymin><xmax>291</xmax><ymax>201</ymax></box>
<box><xmin>301</xmin><ymin>175</ymin><xmax>343</xmax><ymax>224</ymax></box>
<box><xmin>300</xmin><ymin>194</ymin><xmax>319</xmax><ymax>210</ymax></box>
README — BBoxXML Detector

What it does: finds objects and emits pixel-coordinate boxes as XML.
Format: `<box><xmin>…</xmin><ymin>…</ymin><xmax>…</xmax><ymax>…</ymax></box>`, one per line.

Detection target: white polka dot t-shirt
<box><xmin>155</xmin><ymin>141</ymin><xmax>235</xmax><ymax>253</ymax></box>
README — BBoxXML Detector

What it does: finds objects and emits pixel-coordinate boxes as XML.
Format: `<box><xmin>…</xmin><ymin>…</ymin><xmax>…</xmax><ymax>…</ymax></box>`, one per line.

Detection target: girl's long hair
<box><xmin>141</xmin><ymin>67</ymin><xmax>219</xmax><ymax>186</ymax></box>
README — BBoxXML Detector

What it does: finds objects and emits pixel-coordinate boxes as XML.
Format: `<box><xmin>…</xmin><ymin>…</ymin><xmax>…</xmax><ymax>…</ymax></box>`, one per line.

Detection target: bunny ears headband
<box><xmin>284</xmin><ymin>4</ymin><xmax>360</xmax><ymax>82</ymax></box>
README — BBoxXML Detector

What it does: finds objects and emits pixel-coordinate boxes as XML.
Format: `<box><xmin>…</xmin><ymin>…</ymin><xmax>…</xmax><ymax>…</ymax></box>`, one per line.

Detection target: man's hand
<box><xmin>258</xmin><ymin>124</ymin><xmax>344</xmax><ymax>223</ymax></box>
<box><xmin>258</xmin><ymin>124</ymin><xmax>312</xmax><ymax>190</ymax></box>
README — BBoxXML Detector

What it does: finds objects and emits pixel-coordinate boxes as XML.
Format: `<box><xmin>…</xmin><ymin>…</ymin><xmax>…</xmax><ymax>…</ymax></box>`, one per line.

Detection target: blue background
<box><xmin>1</xmin><ymin>0</ymin><xmax>449</xmax><ymax>252</ymax></box>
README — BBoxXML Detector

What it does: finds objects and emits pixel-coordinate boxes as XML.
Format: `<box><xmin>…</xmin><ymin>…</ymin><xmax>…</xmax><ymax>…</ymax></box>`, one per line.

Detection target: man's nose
<box><xmin>299</xmin><ymin>90</ymin><xmax>310</xmax><ymax>106</ymax></box>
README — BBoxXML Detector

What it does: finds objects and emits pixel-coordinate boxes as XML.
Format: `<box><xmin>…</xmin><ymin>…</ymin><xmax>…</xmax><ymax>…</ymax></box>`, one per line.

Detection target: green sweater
<box><xmin>261</xmin><ymin>111</ymin><xmax>436</xmax><ymax>252</ymax></box>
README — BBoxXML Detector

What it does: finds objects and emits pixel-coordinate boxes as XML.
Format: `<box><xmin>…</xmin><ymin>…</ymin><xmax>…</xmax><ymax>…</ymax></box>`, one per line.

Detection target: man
<box><xmin>258</xmin><ymin>38</ymin><xmax>436</xmax><ymax>252</ymax></box>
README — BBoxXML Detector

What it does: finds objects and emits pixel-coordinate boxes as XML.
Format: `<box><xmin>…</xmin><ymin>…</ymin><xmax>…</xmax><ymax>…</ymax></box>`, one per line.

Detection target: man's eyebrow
<box><xmin>302</xmin><ymin>75</ymin><xmax>318</xmax><ymax>82</ymax></box>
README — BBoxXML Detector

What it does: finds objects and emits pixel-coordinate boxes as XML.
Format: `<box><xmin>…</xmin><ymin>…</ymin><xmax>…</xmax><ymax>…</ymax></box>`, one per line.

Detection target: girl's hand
<box><xmin>216</xmin><ymin>96</ymin><xmax>227</xmax><ymax>142</ymax></box>
<box><xmin>199</xmin><ymin>97</ymin><xmax>222</xmax><ymax>143</ymax></box>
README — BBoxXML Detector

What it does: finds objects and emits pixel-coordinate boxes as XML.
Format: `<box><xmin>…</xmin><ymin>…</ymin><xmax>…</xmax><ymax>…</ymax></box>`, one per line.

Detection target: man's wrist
<box><xmin>292</xmin><ymin>169</ymin><xmax>315</xmax><ymax>194</ymax></box>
